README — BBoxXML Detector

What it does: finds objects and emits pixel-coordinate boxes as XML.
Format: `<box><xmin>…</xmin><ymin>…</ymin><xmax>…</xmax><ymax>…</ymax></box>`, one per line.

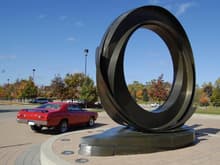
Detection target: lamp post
<box><xmin>83</xmin><ymin>49</ymin><xmax>89</xmax><ymax>108</ymax></box>
<box><xmin>32</xmin><ymin>69</ymin><xmax>36</xmax><ymax>82</ymax></box>
<box><xmin>7</xmin><ymin>78</ymin><xmax>10</xmax><ymax>100</ymax></box>
<box><xmin>84</xmin><ymin>49</ymin><xmax>89</xmax><ymax>77</ymax></box>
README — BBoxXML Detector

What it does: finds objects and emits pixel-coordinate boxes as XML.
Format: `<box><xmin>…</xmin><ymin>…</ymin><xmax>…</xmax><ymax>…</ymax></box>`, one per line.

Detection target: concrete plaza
<box><xmin>41</xmin><ymin>112</ymin><xmax>220</xmax><ymax>165</ymax></box>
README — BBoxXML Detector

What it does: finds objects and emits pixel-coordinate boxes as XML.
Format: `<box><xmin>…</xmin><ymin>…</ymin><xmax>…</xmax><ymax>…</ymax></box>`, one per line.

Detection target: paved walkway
<box><xmin>40</xmin><ymin>112</ymin><xmax>220</xmax><ymax>165</ymax></box>
<box><xmin>15</xmin><ymin>144</ymin><xmax>41</xmax><ymax>165</ymax></box>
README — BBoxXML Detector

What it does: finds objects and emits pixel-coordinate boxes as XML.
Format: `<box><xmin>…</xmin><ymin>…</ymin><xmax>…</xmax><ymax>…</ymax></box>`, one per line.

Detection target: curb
<box><xmin>40</xmin><ymin>127</ymin><xmax>110</xmax><ymax>165</ymax></box>
<box><xmin>40</xmin><ymin>132</ymin><xmax>72</xmax><ymax>165</ymax></box>
<box><xmin>40</xmin><ymin>114</ymin><xmax>220</xmax><ymax>165</ymax></box>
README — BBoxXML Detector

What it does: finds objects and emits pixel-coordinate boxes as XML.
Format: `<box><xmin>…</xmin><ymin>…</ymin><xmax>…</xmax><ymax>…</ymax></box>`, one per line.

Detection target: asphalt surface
<box><xmin>0</xmin><ymin>104</ymin><xmax>51</xmax><ymax>165</ymax></box>
<box><xmin>15</xmin><ymin>144</ymin><xmax>41</xmax><ymax>165</ymax></box>
<box><xmin>2</xmin><ymin>104</ymin><xmax>220</xmax><ymax>165</ymax></box>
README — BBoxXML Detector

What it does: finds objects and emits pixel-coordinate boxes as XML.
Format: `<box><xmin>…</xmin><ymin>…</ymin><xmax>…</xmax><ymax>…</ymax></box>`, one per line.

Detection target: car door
<box><xmin>67</xmin><ymin>104</ymin><xmax>88</xmax><ymax>125</ymax></box>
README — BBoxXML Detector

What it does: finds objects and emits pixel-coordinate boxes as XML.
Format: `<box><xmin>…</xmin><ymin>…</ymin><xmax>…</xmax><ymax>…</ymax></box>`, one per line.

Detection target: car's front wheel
<box><xmin>30</xmin><ymin>125</ymin><xmax>42</xmax><ymax>132</ymax></box>
<box><xmin>88</xmin><ymin>117</ymin><xmax>95</xmax><ymax>127</ymax></box>
<box><xmin>58</xmin><ymin>120</ymin><xmax>68</xmax><ymax>133</ymax></box>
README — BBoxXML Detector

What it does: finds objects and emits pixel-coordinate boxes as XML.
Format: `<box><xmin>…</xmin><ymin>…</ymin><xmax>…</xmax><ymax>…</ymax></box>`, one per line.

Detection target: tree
<box><xmin>142</xmin><ymin>88</ymin><xmax>149</xmax><ymax>102</ymax></box>
<box><xmin>3</xmin><ymin>84</ymin><xmax>14</xmax><ymax>100</ymax></box>
<box><xmin>199</xmin><ymin>92</ymin><xmax>209</xmax><ymax>106</ymax></box>
<box><xmin>215</xmin><ymin>78</ymin><xmax>220</xmax><ymax>88</ymax></box>
<box><xmin>50</xmin><ymin>74</ymin><xmax>65</xmax><ymax>99</ymax></box>
<box><xmin>64</xmin><ymin>73</ymin><xmax>86</xmax><ymax>99</ymax></box>
<box><xmin>211</xmin><ymin>87</ymin><xmax>220</xmax><ymax>106</ymax></box>
<box><xmin>80</xmin><ymin>77</ymin><xmax>97</xmax><ymax>103</ymax></box>
<box><xmin>128</xmin><ymin>81</ymin><xmax>145</xmax><ymax>101</ymax></box>
<box><xmin>16</xmin><ymin>78</ymin><xmax>37</xmax><ymax>100</ymax></box>
<box><xmin>0</xmin><ymin>86</ymin><xmax>7</xmax><ymax>99</ymax></box>
<box><xmin>194</xmin><ymin>85</ymin><xmax>203</xmax><ymax>105</ymax></box>
<box><xmin>22</xmin><ymin>79</ymin><xmax>38</xmax><ymax>99</ymax></box>
<box><xmin>202</xmin><ymin>82</ymin><xmax>213</xmax><ymax>98</ymax></box>
<box><xmin>148</xmin><ymin>74</ymin><xmax>169</xmax><ymax>103</ymax></box>
<box><xmin>136</xmin><ymin>89</ymin><xmax>143</xmax><ymax>100</ymax></box>
<box><xmin>211</xmin><ymin>78</ymin><xmax>220</xmax><ymax>106</ymax></box>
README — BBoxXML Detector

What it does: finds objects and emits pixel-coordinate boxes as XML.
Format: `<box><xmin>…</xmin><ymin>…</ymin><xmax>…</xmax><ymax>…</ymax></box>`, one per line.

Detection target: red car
<box><xmin>16</xmin><ymin>102</ymin><xmax>98</xmax><ymax>133</ymax></box>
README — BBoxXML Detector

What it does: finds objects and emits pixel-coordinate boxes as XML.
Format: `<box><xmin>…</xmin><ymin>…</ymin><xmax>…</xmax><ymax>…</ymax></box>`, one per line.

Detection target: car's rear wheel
<box><xmin>30</xmin><ymin>125</ymin><xmax>42</xmax><ymax>132</ymax></box>
<box><xmin>88</xmin><ymin>117</ymin><xmax>95</xmax><ymax>127</ymax></box>
<box><xmin>59</xmin><ymin>120</ymin><xmax>68</xmax><ymax>133</ymax></box>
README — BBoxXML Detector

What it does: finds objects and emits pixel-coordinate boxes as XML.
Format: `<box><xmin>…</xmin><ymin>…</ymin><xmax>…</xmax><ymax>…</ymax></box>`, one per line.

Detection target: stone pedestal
<box><xmin>79</xmin><ymin>126</ymin><xmax>195</xmax><ymax>156</ymax></box>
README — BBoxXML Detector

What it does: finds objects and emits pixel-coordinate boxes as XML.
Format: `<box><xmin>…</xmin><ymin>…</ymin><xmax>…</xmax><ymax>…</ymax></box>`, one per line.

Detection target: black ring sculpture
<box><xmin>96</xmin><ymin>6</ymin><xmax>195</xmax><ymax>132</ymax></box>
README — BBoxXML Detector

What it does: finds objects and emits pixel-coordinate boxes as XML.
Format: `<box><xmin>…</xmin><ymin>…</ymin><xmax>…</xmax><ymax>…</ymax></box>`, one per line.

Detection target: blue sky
<box><xmin>0</xmin><ymin>0</ymin><xmax>220</xmax><ymax>87</ymax></box>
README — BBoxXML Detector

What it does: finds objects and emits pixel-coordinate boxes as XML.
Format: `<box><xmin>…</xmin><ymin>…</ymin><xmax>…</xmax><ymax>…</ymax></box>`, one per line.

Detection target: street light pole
<box><xmin>84</xmin><ymin>49</ymin><xmax>89</xmax><ymax>77</ymax></box>
<box><xmin>32</xmin><ymin>69</ymin><xmax>36</xmax><ymax>82</ymax></box>
<box><xmin>83</xmin><ymin>49</ymin><xmax>89</xmax><ymax>108</ymax></box>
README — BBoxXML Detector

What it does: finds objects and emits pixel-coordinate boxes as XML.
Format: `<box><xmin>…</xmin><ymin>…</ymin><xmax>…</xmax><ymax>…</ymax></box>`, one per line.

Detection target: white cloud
<box><xmin>67</xmin><ymin>37</ymin><xmax>76</xmax><ymax>41</ymax></box>
<box><xmin>0</xmin><ymin>55</ymin><xmax>16</xmax><ymax>60</ymax></box>
<box><xmin>74</xmin><ymin>21</ymin><xmax>84</xmax><ymax>27</ymax></box>
<box><xmin>59</xmin><ymin>15</ymin><xmax>68</xmax><ymax>21</ymax></box>
<box><xmin>147</xmin><ymin>0</ymin><xmax>195</xmax><ymax>17</ymax></box>
<box><xmin>176</xmin><ymin>2</ymin><xmax>195</xmax><ymax>16</ymax></box>
<box><xmin>38</xmin><ymin>14</ymin><xmax>47</xmax><ymax>19</ymax></box>
<box><xmin>148</xmin><ymin>0</ymin><xmax>160</xmax><ymax>4</ymax></box>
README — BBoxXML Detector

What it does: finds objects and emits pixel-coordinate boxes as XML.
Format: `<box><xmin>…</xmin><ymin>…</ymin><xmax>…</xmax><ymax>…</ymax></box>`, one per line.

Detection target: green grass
<box><xmin>195</xmin><ymin>106</ymin><xmax>220</xmax><ymax>115</ymax></box>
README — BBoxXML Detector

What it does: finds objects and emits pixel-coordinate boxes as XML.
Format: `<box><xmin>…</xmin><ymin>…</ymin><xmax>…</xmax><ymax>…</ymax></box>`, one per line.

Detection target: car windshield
<box><xmin>37</xmin><ymin>103</ymin><xmax>61</xmax><ymax>110</ymax></box>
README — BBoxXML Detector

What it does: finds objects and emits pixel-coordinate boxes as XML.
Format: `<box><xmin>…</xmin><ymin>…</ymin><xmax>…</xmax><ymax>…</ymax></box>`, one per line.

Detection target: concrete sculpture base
<box><xmin>79</xmin><ymin>126</ymin><xmax>195</xmax><ymax>156</ymax></box>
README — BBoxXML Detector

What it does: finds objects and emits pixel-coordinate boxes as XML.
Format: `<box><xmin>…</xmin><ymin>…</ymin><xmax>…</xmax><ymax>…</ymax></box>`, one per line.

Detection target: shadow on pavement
<box><xmin>0</xmin><ymin>109</ymin><xmax>20</xmax><ymax>113</ymax></box>
<box><xmin>0</xmin><ymin>142</ymin><xmax>32</xmax><ymax>149</ymax></box>
<box><xmin>190</xmin><ymin>124</ymin><xmax>220</xmax><ymax>143</ymax></box>
<box><xmin>34</xmin><ymin>122</ymin><xmax>107</xmax><ymax>135</ymax></box>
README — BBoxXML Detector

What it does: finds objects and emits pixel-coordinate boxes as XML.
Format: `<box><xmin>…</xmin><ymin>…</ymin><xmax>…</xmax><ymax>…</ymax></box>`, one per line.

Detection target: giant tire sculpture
<box><xmin>79</xmin><ymin>5</ymin><xmax>196</xmax><ymax>156</ymax></box>
<box><xmin>96</xmin><ymin>5</ymin><xmax>195</xmax><ymax>132</ymax></box>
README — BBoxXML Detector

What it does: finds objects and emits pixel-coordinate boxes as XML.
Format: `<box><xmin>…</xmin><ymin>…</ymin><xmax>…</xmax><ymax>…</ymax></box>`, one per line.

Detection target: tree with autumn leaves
<box><xmin>194</xmin><ymin>80</ymin><xmax>220</xmax><ymax>107</ymax></box>
<box><xmin>40</xmin><ymin>73</ymin><xmax>97</xmax><ymax>103</ymax></box>
<box><xmin>148</xmin><ymin>74</ymin><xmax>170</xmax><ymax>103</ymax></box>
<box><xmin>0</xmin><ymin>73</ymin><xmax>98</xmax><ymax>103</ymax></box>
<box><xmin>0</xmin><ymin>78</ymin><xmax>37</xmax><ymax>101</ymax></box>
<box><xmin>2</xmin><ymin>71</ymin><xmax>220</xmax><ymax>107</ymax></box>
<box><xmin>128</xmin><ymin>81</ymin><xmax>145</xmax><ymax>101</ymax></box>
<box><xmin>210</xmin><ymin>79</ymin><xmax>220</xmax><ymax>106</ymax></box>
<box><xmin>128</xmin><ymin>74</ymin><xmax>171</xmax><ymax>103</ymax></box>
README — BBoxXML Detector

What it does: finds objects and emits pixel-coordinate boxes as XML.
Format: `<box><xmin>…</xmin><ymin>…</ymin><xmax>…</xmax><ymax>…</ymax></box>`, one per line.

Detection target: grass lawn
<box><xmin>88</xmin><ymin>106</ymin><xmax>220</xmax><ymax>115</ymax></box>
<box><xmin>195</xmin><ymin>106</ymin><xmax>220</xmax><ymax>115</ymax></box>
<box><xmin>87</xmin><ymin>108</ymin><xmax>104</xmax><ymax>113</ymax></box>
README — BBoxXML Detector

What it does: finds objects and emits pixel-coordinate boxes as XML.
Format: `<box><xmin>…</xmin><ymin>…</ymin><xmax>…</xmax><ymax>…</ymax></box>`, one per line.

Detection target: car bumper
<box><xmin>17</xmin><ymin>118</ymin><xmax>47</xmax><ymax>126</ymax></box>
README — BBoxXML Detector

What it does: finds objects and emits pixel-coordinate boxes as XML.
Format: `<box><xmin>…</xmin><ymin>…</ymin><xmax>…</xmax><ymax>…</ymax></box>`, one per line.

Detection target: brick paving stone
<box><xmin>48</xmin><ymin>112</ymin><xmax>220</xmax><ymax>165</ymax></box>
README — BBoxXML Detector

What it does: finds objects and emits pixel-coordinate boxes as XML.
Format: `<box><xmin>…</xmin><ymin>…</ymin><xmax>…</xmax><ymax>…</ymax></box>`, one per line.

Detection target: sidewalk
<box><xmin>40</xmin><ymin>112</ymin><xmax>220</xmax><ymax>165</ymax></box>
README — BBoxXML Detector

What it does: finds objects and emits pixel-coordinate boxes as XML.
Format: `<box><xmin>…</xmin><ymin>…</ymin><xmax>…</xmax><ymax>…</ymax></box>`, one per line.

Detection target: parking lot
<box><xmin>0</xmin><ymin>104</ymin><xmax>114</xmax><ymax>165</ymax></box>
<box><xmin>1</xmin><ymin>104</ymin><xmax>220</xmax><ymax>165</ymax></box>
<box><xmin>0</xmin><ymin>104</ymin><xmax>53</xmax><ymax>165</ymax></box>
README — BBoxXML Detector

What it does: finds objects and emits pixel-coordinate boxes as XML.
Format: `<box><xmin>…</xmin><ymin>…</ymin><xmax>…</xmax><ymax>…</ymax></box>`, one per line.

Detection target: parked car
<box><xmin>16</xmin><ymin>102</ymin><xmax>98</xmax><ymax>133</ymax></box>
<box><xmin>150</xmin><ymin>103</ymin><xmax>160</xmax><ymax>108</ymax></box>
<box><xmin>86</xmin><ymin>101</ymin><xmax>103</xmax><ymax>109</ymax></box>
<box><xmin>65</xmin><ymin>100</ymin><xmax>103</xmax><ymax>109</ymax></box>
<box><xmin>29</xmin><ymin>98</ymin><xmax>52</xmax><ymax>104</ymax></box>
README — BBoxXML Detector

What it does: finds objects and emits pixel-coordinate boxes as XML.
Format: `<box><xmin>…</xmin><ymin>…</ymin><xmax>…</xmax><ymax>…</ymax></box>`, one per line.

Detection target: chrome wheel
<box><xmin>88</xmin><ymin>118</ymin><xmax>95</xmax><ymax>127</ymax></box>
<box><xmin>59</xmin><ymin>120</ymin><xmax>68</xmax><ymax>133</ymax></box>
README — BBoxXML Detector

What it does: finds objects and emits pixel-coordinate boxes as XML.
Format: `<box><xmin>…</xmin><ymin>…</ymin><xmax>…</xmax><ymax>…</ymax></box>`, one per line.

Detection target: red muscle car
<box><xmin>16</xmin><ymin>102</ymin><xmax>98</xmax><ymax>133</ymax></box>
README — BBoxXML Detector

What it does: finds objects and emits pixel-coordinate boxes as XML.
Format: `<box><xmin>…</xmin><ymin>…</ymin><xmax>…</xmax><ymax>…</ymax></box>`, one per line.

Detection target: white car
<box><xmin>150</xmin><ymin>103</ymin><xmax>160</xmax><ymax>108</ymax></box>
